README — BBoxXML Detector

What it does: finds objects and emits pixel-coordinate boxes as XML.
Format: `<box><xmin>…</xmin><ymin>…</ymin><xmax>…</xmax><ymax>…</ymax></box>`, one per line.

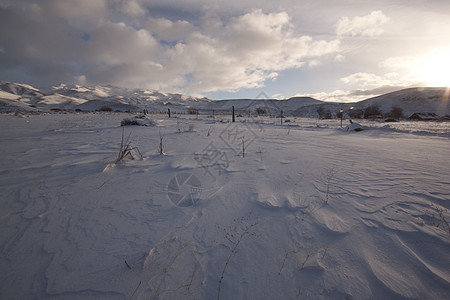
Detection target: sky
<box><xmin>1</xmin><ymin>0</ymin><xmax>450</xmax><ymax>102</ymax></box>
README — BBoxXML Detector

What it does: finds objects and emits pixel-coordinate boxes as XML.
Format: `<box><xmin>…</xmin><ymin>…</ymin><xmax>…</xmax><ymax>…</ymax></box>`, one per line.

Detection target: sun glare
<box><xmin>415</xmin><ymin>48</ymin><xmax>450</xmax><ymax>87</ymax></box>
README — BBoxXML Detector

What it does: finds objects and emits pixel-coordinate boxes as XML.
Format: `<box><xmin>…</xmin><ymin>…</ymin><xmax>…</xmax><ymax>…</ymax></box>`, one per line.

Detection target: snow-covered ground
<box><xmin>1</xmin><ymin>112</ymin><xmax>449</xmax><ymax>299</ymax></box>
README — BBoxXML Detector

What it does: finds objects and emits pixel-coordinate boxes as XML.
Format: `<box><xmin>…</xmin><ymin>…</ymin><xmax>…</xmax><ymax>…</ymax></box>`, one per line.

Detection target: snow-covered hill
<box><xmin>199</xmin><ymin>96</ymin><xmax>323</xmax><ymax>116</ymax></box>
<box><xmin>1</xmin><ymin>81</ymin><xmax>449</xmax><ymax>118</ymax></box>
<box><xmin>0</xmin><ymin>81</ymin><xmax>212</xmax><ymax>113</ymax></box>
<box><xmin>351</xmin><ymin>87</ymin><xmax>450</xmax><ymax>118</ymax></box>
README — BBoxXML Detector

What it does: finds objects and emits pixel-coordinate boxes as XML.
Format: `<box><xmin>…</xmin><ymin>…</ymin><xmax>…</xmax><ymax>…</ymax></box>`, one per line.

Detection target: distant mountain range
<box><xmin>1</xmin><ymin>81</ymin><xmax>449</xmax><ymax>118</ymax></box>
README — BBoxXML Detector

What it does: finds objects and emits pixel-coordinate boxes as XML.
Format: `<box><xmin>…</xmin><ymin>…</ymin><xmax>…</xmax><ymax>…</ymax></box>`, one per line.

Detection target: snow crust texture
<box><xmin>0</xmin><ymin>113</ymin><xmax>449</xmax><ymax>299</ymax></box>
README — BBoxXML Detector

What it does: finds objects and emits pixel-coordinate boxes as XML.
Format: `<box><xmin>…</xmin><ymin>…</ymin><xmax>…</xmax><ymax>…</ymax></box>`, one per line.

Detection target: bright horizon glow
<box><xmin>414</xmin><ymin>48</ymin><xmax>450</xmax><ymax>87</ymax></box>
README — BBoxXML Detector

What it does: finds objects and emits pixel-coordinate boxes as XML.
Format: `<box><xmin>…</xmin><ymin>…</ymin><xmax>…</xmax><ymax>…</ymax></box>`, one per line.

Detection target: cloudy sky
<box><xmin>1</xmin><ymin>0</ymin><xmax>450</xmax><ymax>101</ymax></box>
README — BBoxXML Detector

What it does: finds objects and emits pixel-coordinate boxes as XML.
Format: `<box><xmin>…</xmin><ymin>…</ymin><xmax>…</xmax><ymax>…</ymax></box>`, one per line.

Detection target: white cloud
<box><xmin>339</xmin><ymin>71</ymin><xmax>421</xmax><ymax>94</ymax></box>
<box><xmin>81</xmin><ymin>20</ymin><xmax>186</xmax><ymax>90</ymax></box>
<box><xmin>119</xmin><ymin>0</ymin><xmax>147</xmax><ymax>16</ymax></box>
<box><xmin>172</xmin><ymin>9</ymin><xmax>340</xmax><ymax>92</ymax></box>
<box><xmin>84</xmin><ymin>9</ymin><xmax>341</xmax><ymax>93</ymax></box>
<box><xmin>83</xmin><ymin>21</ymin><xmax>160</xmax><ymax>64</ymax></box>
<box><xmin>334</xmin><ymin>54</ymin><xmax>345</xmax><ymax>62</ymax></box>
<box><xmin>379</xmin><ymin>56</ymin><xmax>418</xmax><ymax>70</ymax></box>
<box><xmin>0</xmin><ymin>3</ymin><xmax>341</xmax><ymax>93</ymax></box>
<box><xmin>294</xmin><ymin>89</ymin><xmax>381</xmax><ymax>103</ymax></box>
<box><xmin>341</xmin><ymin>72</ymin><xmax>389</xmax><ymax>87</ymax></box>
<box><xmin>47</xmin><ymin>0</ymin><xmax>109</xmax><ymax>21</ymax></box>
<box><xmin>336</xmin><ymin>10</ymin><xmax>389</xmax><ymax>37</ymax></box>
<box><xmin>296</xmin><ymin>89</ymin><xmax>351</xmax><ymax>102</ymax></box>
<box><xmin>296</xmin><ymin>85</ymin><xmax>408</xmax><ymax>103</ymax></box>
<box><xmin>145</xmin><ymin>17</ymin><xmax>194</xmax><ymax>42</ymax></box>
<box><xmin>308</xmin><ymin>60</ymin><xmax>321</xmax><ymax>68</ymax></box>
<box><xmin>227</xmin><ymin>9</ymin><xmax>291</xmax><ymax>34</ymax></box>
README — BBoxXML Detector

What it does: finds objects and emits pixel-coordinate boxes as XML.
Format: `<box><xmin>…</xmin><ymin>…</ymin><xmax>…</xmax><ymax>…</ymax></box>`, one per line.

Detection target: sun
<box><xmin>414</xmin><ymin>48</ymin><xmax>450</xmax><ymax>87</ymax></box>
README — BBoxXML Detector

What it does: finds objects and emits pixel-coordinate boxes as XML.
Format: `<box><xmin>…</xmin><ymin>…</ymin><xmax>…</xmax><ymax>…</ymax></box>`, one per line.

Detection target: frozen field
<box><xmin>0</xmin><ymin>112</ymin><xmax>449</xmax><ymax>299</ymax></box>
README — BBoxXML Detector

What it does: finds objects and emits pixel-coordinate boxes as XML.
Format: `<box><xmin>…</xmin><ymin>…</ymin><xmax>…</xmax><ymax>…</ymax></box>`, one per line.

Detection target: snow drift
<box><xmin>0</xmin><ymin>112</ymin><xmax>448</xmax><ymax>299</ymax></box>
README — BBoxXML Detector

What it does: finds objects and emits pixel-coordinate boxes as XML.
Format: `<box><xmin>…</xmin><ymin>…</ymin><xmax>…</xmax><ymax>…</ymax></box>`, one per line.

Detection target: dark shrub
<box><xmin>121</xmin><ymin>118</ymin><xmax>140</xmax><ymax>126</ymax></box>
<box><xmin>387</xmin><ymin>105</ymin><xmax>404</xmax><ymax>119</ymax></box>
<box><xmin>348</xmin><ymin>108</ymin><xmax>364</xmax><ymax>119</ymax></box>
<box><xmin>364</xmin><ymin>104</ymin><xmax>382</xmax><ymax>119</ymax></box>
<box><xmin>317</xmin><ymin>106</ymin><xmax>332</xmax><ymax>119</ymax></box>
<box><xmin>256</xmin><ymin>107</ymin><xmax>267</xmax><ymax>115</ymax></box>
<box><xmin>187</xmin><ymin>107</ymin><xmax>199</xmax><ymax>115</ymax></box>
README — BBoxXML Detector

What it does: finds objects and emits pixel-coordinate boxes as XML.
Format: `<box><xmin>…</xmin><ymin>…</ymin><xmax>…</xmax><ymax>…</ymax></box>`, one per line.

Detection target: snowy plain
<box><xmin>0</xmin><ymin>112</ymin><xmax>449</xmax><ymax>299</ymax></box>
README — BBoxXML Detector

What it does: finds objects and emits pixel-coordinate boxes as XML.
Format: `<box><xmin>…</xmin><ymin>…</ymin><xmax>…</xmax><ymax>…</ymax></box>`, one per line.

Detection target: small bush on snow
<box><xmin>120</xmin><ymin>117</ymin><xmax>156</xmax><ymax>127</ymax></box>
<box><xmin>121</xmin><ymin>118</ymin><xmax>141</xmax><ymax>126</ymax></box>
<box><xmin>116</xmin><ymin>128</ymin><xmax>142</xmax><ymax>163</ymax></box>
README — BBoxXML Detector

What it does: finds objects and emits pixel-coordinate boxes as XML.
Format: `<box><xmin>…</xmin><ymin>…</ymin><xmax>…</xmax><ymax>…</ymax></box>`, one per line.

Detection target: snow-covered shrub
<box><xmin>120</xmin><ymin>117</ymin><xmax>156</xmax><ymax>127</ymax></box>
<box><xmin>345</xmin><ymin>121</ymin><xmax>363</xmax><ymax>132</ymax></box>
<box><xmin>121</xmin><ymin>118</ymin><xmax>140</xmax><ymax>126</ymax></box>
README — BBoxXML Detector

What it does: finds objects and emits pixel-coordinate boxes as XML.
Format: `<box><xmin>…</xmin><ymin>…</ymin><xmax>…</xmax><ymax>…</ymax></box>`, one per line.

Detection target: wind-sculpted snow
<box><xmin>0</xmin><ymin>113</ymin><xmax>449</xmax><ymax>299</ymax></box>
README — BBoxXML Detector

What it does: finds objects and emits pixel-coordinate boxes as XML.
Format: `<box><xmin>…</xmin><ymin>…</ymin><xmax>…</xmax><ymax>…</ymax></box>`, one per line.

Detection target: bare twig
<box><xmin>129</xmin><ymin>280</ymin><xmax>142</xmax><ymax>300</ymax></box>
<box><xmin>116</xmin><ymin>128</ymin><xmax>142</xmax><ymax>163</ymax></box>
<box><xmin>322</xmin><ymin>165</ymin><xmax>338</xmax><ymax>204</ymax></box>
<box><xmin>217</xmin><ymin>215</ymin><xmax>258</xmax><ymax>300</ymax></box>
<box><xmin>181</xmin><ymin>260</ymin><xmax>198</xmax><ymax>291</ymax></box>
<box><xmin>125</xmin><ymin>260</ymin><xmax>132</xmax><ymax>269</ymax></box>
<box><xmin>279</xmin><ymin>249</ymin><xmax>299</xmax><ymax>275</ymax></box>
<box><xmin>321</xmin><ymin>243</ymin><xmax>330</xmax><ymax>260</ymax></box>
<box><xmin>300</xmin><ymin>251</ymin><xmax>312</xmax><ymax>270</ymax></box>
<box><xmin>279</xmin><ymin>243</ymin><xmax>330</xmax><ymax>275</ymax></box>
<box><xmin>427</xmin><ymin>204</ymin><xmax>450</xmax><ymax>236</ymax></box>
<box><xmin>438</xmin><ymin>209</ymin><xmax>450</xmax><ymax>235</ymax></box>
